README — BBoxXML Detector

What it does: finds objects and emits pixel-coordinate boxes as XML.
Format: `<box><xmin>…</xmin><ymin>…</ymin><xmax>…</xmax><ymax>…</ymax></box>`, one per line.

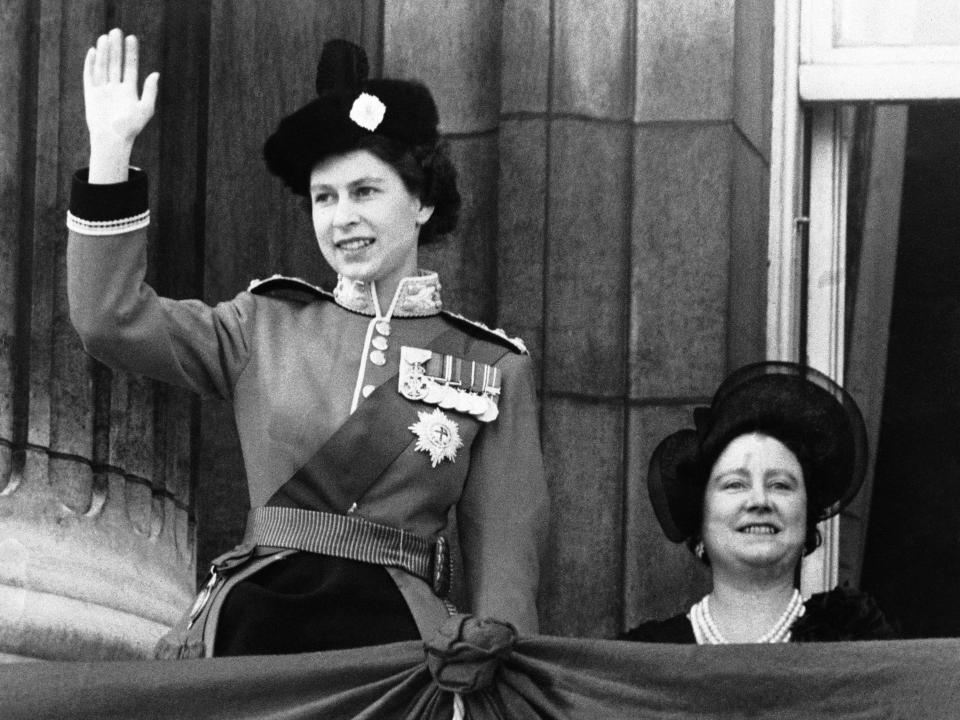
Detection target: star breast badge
<box><xmin>409</xmin><ymin>408</ymin><xmax>463</xmax><ymax>468</ymax></box>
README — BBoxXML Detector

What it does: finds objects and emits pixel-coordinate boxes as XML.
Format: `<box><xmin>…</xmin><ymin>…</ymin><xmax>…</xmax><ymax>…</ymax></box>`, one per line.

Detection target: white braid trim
<box><xmin>66</xmin><ymin>209</ymin><xmax>150</xmax><ymax>236</ymax></box>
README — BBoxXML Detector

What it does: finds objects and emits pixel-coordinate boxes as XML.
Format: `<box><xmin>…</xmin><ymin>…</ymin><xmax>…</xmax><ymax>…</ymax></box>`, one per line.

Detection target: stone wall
<box><xmin>0</xmin><ymin>0</ymin><xmax>197</xmax><ymax>660</ymax></box>
<box><xmin>497</xmin><ymin>0</ymin><xmax>775</xmax><ymax>636</ymax></box>
<box><xmin>0</xmin><ymin>0</ymin><xmax>775</xmax><ymax>658</ymax></box>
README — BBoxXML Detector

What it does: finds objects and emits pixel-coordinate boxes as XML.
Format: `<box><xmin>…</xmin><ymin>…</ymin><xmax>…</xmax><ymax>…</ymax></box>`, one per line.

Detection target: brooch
<box><xmin>398</xmin><ymin>346</ymin><xmax>501</xmax><ymax>422</ymax></box>
<box><xmin>409</xmin><ymin>409</ymin><xmax>463</xmax><ymax>467</ymax></box>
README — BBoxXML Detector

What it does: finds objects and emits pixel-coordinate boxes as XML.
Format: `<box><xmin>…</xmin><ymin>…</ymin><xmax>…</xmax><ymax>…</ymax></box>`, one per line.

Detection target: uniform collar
<box><xmin>333</xmin><ymin>270</ymin><xmax>442</xmax><ymax>318</ymax></box>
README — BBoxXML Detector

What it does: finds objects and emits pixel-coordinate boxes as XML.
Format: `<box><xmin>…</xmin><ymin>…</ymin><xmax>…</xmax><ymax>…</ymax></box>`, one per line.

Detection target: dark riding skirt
<box><xmin>213</xmin><ymin>551</ymin><xmax>420</xmax><ymax>656</ymax></box>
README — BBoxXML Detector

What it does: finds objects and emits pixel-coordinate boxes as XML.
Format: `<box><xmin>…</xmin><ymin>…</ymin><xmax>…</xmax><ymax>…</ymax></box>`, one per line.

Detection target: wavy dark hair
<box><xmin>353</xmin><ymin>134</ymin><xmax>460</xmax><ymax>245</ymax></box>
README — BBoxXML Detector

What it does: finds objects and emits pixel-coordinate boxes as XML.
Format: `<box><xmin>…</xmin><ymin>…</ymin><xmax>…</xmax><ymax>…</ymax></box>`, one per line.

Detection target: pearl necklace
<box><xmin>689</xmin><ymin>589</ymin><xmax>805</xmax><ymax>644</ymax></box>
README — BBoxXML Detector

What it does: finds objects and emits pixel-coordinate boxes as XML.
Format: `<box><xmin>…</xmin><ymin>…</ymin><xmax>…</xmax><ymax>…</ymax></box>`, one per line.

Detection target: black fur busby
<box><xmin>647</xmin><ymin>362</ymin><xmax>868</xmax><ymax>543</ymax></box>
<box><xmin>263</xmin><ymin>39</ymin><xmax>440</xmax><ymax>196</ymax></box>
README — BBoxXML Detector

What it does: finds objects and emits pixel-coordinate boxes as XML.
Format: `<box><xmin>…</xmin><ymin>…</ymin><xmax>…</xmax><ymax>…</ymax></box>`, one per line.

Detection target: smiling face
<box><xmin>310</xmin><ymin>149</ymin><xmax>434</xmax><ymax>298</ymax></box>
<box><xmin>701</xmin><ymin>432</ymin><xmax>808</xmax><ymax>578</ymax></box>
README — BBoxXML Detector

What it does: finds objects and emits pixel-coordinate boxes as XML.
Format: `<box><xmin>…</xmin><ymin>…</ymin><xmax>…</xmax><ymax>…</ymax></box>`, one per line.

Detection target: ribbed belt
<box><xmin>244</xmin><ymin>506</ymin><xmax>451</xmax><ymax>597</ymax></box>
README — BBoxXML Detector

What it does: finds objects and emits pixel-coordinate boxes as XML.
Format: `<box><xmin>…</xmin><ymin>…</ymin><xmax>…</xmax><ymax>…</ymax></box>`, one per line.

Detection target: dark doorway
<box><xmin>860</xmin><ymin>104</ymin><xmax>960</xmax><ymax>638</ymax></box>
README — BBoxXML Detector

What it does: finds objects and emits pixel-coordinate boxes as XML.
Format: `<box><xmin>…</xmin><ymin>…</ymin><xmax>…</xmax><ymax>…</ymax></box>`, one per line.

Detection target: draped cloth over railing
<box><xmin>1</xmin><ymin>614</ymin><xmax>958</xmax><ymax>719</ymax></box>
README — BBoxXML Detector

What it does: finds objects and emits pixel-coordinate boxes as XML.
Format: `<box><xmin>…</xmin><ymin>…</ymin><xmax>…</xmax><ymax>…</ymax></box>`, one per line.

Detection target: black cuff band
<box><xmin>69</xmin><ymin>168</ymin><xmax>149</xmax><ymax>221</ymax></box>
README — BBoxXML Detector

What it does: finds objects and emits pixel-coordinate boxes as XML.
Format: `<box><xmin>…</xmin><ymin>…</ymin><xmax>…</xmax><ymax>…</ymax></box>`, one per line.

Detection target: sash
<box><xmin>266</xmin><ymin>326</ymin><xmax>512</xmax><ymax>512</ymax></box>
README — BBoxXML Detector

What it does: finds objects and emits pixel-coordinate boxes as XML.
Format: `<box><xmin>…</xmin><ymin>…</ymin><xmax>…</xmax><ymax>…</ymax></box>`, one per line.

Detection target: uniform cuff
<box><xmin>66</xmin><ymin>168</ymin><xmax>150</xmax><ymax>235</ymax></box>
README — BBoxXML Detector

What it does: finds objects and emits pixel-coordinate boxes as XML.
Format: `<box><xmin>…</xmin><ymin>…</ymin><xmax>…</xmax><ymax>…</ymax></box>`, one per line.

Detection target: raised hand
<box><xmin>84</xmin><ymin>28</ymin><xmax>159</xmax><ymax>183</ymax></box>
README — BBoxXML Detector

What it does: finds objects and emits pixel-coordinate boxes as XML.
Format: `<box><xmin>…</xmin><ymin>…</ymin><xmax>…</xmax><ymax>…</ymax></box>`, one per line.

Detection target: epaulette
<box><xmin>441</xmin><ymin>310</ymin><xmax>528</xmax><ymax>355</ymax></box>
<box><xmin>247</xmin><ymin>274</ymin><xmax>332</xmax><ymax>303</ymax></box>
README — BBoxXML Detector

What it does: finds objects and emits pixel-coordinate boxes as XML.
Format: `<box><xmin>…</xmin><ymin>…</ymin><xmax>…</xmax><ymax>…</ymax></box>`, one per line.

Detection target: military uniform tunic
<box><xmin>66</xmin><ymin>169</ymin><xmax>548</xmax><ymax>653</ymax></box>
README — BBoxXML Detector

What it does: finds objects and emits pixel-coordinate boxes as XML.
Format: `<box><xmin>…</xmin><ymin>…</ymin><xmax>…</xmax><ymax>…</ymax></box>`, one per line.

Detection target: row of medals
<box><xmin>399</xmin><ymin>346</ymin><xmax>500</xmax><ymax>422</ymax></box>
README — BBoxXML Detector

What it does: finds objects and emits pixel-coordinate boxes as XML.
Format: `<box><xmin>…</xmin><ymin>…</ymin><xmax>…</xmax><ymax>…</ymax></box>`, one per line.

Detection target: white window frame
<box><xmin>800</xmin><ymin>0</ymin><xmax>960</xmax><ymax>101</ymax></box>
<box><xmin>771</xmin><ymin>0</ymin><xmax>960</xmax><ymax>595</ymax></box>
<box><xmin>770</xmin><ymin>0</ymin><xmax>847</xmax><ymax>596</ymax></box>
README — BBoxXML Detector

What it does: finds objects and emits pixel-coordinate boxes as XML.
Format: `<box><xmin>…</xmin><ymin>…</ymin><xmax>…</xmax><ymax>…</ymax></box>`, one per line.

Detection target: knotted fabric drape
<box><xmin>2</xmin><ymin>615</ymin><xmax>958</xmax><ymax>719</ymax></box>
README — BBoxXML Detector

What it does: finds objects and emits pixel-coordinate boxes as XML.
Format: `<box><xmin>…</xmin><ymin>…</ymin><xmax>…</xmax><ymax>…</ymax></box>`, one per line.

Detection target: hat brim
<box><xmin>263</xmin><ymin>79</ymin><xmax>439</xmax><ymax>196</ymax></box>
<box><xmin>647</xmin><ymin>429</ymin><xmax>702</xmax><ymax>542</ymax></box>
<box><xmin>648</xmin><ymin>362</ymin><xmax>868</xmax><ymax>542</ymax></box>
<box><xmin>701</xmin><ymin>362</ymin><xmax>867</xmax><ymax>521</ymax></box>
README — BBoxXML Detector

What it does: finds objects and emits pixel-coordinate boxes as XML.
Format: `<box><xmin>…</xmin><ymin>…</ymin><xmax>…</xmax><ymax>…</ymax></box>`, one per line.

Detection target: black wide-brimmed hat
<box><xmin>263</xmin><ymin>39</ymin><xmax>440</xmax><ymax>196</ymax></box>
<box><xmin>648</xmin><ymin>362</ymin><xmax>868</xmax><ymax>543</ymax></box>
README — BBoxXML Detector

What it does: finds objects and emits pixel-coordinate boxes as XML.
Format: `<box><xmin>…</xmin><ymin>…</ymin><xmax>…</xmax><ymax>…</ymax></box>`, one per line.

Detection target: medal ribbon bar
<box><xmin>399</xmin><ymin>346</ymin><xmax>501</xmax><ymax>422</ymax></box>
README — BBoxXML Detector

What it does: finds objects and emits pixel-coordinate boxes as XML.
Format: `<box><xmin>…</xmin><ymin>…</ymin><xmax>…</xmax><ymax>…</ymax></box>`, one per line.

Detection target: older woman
<box><xmin>621</xmin><ymin>362</ymin><xmax>895</xmax><ymax>643</ymax></box>
<box><xmin>67</xmin><ymin>29</ymin><xmax>547</xmax><ymax>657</ymax></box>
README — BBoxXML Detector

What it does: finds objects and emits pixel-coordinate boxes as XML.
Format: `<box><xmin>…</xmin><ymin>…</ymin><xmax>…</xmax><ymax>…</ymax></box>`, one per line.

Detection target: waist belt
<box><xmin>244</xmin><ymin>506</ymin><xmax>451</xmax><ymax>597</ymax></box>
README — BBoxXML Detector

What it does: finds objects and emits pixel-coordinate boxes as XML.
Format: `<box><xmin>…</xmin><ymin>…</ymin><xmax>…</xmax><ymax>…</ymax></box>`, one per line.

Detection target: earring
<box><xmin>695</xmin><ymin>540</ymin><xmax>705</xmax><ymax>560</ymax></box>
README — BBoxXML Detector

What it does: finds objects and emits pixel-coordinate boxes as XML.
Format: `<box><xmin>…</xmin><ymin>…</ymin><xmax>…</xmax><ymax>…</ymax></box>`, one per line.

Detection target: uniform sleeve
<box><xmin>66</xmin><ymin>169</ymin><xmax>254</xmax><ymax>399</ymax></box>
<box><xmin>456</xmin><ymin>350</ymin><xmax>549</xmax><ymax>635</ymax></box>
